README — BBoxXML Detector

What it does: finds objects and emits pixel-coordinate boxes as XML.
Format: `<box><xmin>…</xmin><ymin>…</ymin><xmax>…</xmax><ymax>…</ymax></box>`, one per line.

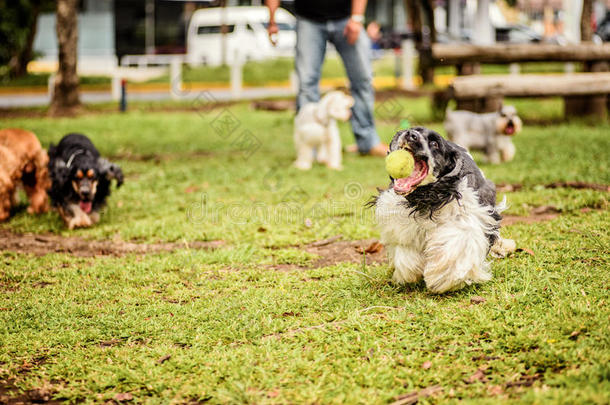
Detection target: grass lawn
<box><xmin>0</xmin><ymin>96</ymin><xmax>608</xmax><ymax>404</ymax></box>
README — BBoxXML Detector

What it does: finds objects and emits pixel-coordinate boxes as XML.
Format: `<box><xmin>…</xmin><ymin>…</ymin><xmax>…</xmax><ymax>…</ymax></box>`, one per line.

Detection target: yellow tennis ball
<box><xmin>385</xmin><ymin>149</ymin><xmax>414</xmax><ymax>179</ymax></box>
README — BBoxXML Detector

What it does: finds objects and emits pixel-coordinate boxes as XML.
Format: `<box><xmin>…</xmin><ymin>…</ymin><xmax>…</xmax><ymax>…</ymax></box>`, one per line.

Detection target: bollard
<box><xmin>401</xmin><ymin>40</ymin><xmax>415</xmax><ymax>90</ymax></box>
<box><xmin>170</xmin><ymin>57</ymin><xmax>182</xmax><ymax>100</ymax></box>
<box><xmin>120</xmin><ymin>79</ymin><xmax>127</xmax><ymax>112</ymax></box>
<box><xmin>230</xmin><ymin>49</ymin><xmax>243</xmax><ymax>99</ymax></box>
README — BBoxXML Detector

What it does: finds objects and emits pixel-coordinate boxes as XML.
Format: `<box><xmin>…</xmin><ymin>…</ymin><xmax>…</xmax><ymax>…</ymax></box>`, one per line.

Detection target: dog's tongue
<box><xmin>80</xmin><ymin>201</ymin><xmax>92</xmax><ymax>213</ymax></box>
<box><xmin>393</xmin><ymin>160</ymin><xmax>428</xmax><ymax>194</ymax></box>
<box><xmin>504</xmin><ymin>125</ymin><xmax>515</xmax><ymax>135</ymax></box>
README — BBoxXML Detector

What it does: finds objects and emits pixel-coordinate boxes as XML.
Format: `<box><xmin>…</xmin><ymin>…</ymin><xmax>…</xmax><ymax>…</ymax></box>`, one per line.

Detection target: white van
<box><xmin>186</xmin><ymin>6</ymin><xmax>296</xmax><ymax>66</ymax></box>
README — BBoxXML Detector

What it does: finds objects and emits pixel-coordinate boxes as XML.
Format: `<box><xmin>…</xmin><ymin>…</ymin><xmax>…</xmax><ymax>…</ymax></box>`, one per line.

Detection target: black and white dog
<box><xmin>48</xmin><ymin>133</ymin><xmax>123</xmax><ymax>229</ymax></box>
<box><xmin>372</xmin><ymin>127</ymin><xmax>514</xmax><ymax>293</ymax></box>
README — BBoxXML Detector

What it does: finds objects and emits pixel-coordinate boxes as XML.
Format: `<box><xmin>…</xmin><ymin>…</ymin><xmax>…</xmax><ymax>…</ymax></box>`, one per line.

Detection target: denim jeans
<box><xmin>295</xmin><ymin>16</ymin><xmax>380</xmax><ymax>153</ymax></box>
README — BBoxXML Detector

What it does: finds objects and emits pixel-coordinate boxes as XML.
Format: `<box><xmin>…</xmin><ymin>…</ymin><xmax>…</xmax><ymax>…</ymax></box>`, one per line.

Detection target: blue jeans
<box><xmin>295</xmin><ymin>16</ymin><xmax>380</xmax><ymax>153</ymax></box>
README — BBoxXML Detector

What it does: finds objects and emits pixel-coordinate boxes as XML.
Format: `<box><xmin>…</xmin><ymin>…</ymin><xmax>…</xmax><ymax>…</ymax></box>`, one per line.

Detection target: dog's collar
<box><xmin>66</xmin><ymin>149</ymin><xmax>91</xmax><ymax>168</ymax></box>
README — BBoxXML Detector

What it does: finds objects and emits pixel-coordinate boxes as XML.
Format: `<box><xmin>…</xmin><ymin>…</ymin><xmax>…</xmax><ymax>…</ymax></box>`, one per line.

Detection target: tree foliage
<box><xmin>0</xmin><ymin>0</ymin><xmax>54</xmax><ymax>78</ymax></box>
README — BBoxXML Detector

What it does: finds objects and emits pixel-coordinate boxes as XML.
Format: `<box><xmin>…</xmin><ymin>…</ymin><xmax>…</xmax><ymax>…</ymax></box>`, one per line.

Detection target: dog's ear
<box><xmin>98</xmin><ymin>158</ymin><xmax>124</xmax><ymax>188</ymax></box>
<box><xmin>497</xmin><ymin>102</ymin><xmax>504</xmax><ymax>113</ymax></box>
<box><xmin>51</xmin><ymin>159</ymin><xmax>70</xmax><ymax>189</ymax></box>
<box><xmin>315</xmin><ymin>91</ymin><xmax>344</xmax><ymax>123</ymax></box>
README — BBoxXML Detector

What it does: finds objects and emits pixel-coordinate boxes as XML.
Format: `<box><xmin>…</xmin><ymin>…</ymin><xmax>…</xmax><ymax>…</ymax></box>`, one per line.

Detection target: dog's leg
<box><xmin>485</xmin><ymin>142</ymin><xmax>501</xmax><ymax>165</ymax></box>
<box><xmin>499</xmin><ymin>139</ymin><xmax>516</xmax><ymax>162</ymax></box>
<box><xmin>490</xmin><ymin>237</ymin><xmax>516</xmax><ymax>258</ymax></box>
<box><xmin>325</xmin><ymin>121</ymin><xmax>342</xmax><ymax>170</ymax></box>
<box><xmin>62</xmin><ymin>204</ymin><xmax>92</xmax><ymax>229</ymax></box>
<box><xmin>388</xmin><ymin>245</ymin><xmax>425</xmax><ymax>285</ymax></box>
<box><xmin>25</xmin><ymin>186</ymin><xmax>49</xmax><ymax>214</ymax></box>
<box><xmin>316</xmin><ymin>140</ymin><xmax>328</xmax><ymax>165</ymax></box>
<box><xmin>89</xmin><ymin>211</ymin><xmax>100</xmax><ymax>224</ymax></box>
<box><xmin>423</xmin><ymin>224</ymin><xmax>492</xmax><ymax>293</ymax></box>
<box><xmin>293</xmin><ymin>133</ymin><xmax>314</xmax><ymax>170</ymax></box>
<box><xmin>0</xmin><ymin>192</ymin><xmax>11</xmax><ymax>221</ymax></box>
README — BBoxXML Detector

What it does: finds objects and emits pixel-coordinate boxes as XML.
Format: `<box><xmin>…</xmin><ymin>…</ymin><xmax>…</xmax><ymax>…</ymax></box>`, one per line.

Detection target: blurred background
<box><xmin>1</xmin><ymin>0</ymin><xmax>609</xmax><ymax>110</ymax></box>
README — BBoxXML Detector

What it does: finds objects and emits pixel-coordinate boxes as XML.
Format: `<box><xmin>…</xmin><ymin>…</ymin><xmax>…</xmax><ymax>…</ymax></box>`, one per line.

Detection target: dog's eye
<box><xmin>76</xmin><ymin>170</ymin><xmax>84</xmax><ymax>179</ymax></box>
<box><xmin>409</xmin><ymin>133</ymin><xmax>418</xmax><ymax>142</ymax></box>
<box><xmin>429</xmin><ymin>141</ymin><xmax>438</xmax><ymax>149</ymax></box>
<box><xmin>87</xmin><ymin>169</ymin><xmax>94</xmax><ymax>178</ymax></box>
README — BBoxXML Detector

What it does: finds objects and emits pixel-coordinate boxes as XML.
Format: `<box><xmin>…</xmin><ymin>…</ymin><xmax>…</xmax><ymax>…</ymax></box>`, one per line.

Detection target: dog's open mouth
<box><xmin>79</xmin><ymin>201</ymin><xmax>92</xmax><ymax>213</ymax></box>
<box><xmin>504</xmin><ymin>121</ymin><xmax>515</xmax><ymax>135</ymax></box>
<box><xmin>393</xmin><ymin>154</ymin><xmax>429</xmax><ymax>194</ymax></box>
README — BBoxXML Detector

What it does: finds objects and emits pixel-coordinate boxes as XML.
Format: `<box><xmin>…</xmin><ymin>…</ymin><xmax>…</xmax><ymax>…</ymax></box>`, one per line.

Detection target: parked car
<box><xmin>495</xmin><ymin>25</ymin><xmax>542</xmax><ymax>43</ymax></box>
<box><xmin>186</xmin><ymin>6</ymin><xmax>296</xmax><ymax>66</ymax></box>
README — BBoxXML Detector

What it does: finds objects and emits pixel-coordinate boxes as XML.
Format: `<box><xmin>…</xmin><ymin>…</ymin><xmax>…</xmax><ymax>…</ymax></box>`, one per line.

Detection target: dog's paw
<box><xmin>68</xmin><ymin>214</ymin><xmax>93</xmax><ymax>229</ymax></box>
<box><xmin>89</xmin><ymin>211</ymin><xmax>100</xmax><ymax>224</ymax></box>
<box><xmin>293</xmin><ymin>161</ymin><xmax>312</xmax><ymax>171</ymax></box>
<box><xmin>490</xmin><ymin>237</ymin><xmax>516</xmax><ymax>258</ymax></box>
<box><xmin>325</xmin><ymin>163</ymin><xmax>343</xmax><ymax>171</ymax></box>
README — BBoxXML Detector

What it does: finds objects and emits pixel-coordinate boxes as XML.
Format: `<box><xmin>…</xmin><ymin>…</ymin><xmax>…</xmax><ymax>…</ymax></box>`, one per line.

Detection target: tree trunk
<box><xmin>581</xmin><ymin>0</ymin><xmax>593</xmax><ymax>41</ymax></box>
<box><xmin>49</xmin><ymin>0</ymin><xmax>80</xmax><ymax>116</ymax></box>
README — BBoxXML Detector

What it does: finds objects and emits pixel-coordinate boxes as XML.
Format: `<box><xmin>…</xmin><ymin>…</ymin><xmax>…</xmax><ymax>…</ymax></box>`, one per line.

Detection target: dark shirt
<box><xmin>294</xmin><ymin>0</ymin><xmax>351</xmax><ymax>22</ymax></box>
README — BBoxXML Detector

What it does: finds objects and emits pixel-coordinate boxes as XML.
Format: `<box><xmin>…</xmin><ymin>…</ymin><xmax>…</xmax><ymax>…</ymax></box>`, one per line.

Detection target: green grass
<box><xmin>1</xmin><ymin>97</ymin><xmax>609</xmax><ymax>403</ymax></box>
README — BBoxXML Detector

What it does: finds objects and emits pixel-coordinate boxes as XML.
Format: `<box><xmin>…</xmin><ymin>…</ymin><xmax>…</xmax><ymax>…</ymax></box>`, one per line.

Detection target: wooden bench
<box><xmin>447</xmin><ymin>72</ymin><xmax>610</xmax><ymax>119</ymax></box>
<box><xmin>432</xmin><ymin>43</ymin><xmax>610</xmax><ymax>75</ymax></box>
<box><xmin>431</xmin><ymin>43</ymin><xmax>610</xmax><ymax>119</ymax></box>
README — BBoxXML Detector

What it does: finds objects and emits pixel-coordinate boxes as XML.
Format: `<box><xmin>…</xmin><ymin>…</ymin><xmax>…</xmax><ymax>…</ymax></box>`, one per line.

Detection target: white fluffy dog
<box><xmin>372</xmin><ymin>127</ymin><xmax>515</xmax><ymax>293</ymax></box>
<box><xmin>293</xmin><ymin>91</ymin><xmax>354</xmax><ymax>170</ymax></box>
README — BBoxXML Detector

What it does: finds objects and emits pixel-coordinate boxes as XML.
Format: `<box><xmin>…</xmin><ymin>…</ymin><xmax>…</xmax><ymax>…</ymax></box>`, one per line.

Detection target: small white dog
<box><xmin>445</xmin><ymin>105</ymin><xmax>523</xmax><ymax>164</ymax></box>
<box><xmin>293</xmin><ymin>91</ymin><xmax>354</xmax><ymax>170</ymax></box>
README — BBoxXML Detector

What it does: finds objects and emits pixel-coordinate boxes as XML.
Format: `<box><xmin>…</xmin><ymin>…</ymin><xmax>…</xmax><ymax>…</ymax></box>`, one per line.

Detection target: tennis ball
<box><xmin>385</xmin><ymin>149</ymin><xmax>414</xmax><ymax>179</ymax></box>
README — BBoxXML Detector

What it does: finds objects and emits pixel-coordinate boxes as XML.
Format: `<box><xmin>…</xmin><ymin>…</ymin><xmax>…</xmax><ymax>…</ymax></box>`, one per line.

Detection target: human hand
<box><xmin>268</xmin><ymin>21</ymin><xmax>279</xmax><ymax>46</ymax></box>
<box><xmin>343</xmin><ymin>18</ymin><xmax>362</xmax><ymax>45</ymax></box>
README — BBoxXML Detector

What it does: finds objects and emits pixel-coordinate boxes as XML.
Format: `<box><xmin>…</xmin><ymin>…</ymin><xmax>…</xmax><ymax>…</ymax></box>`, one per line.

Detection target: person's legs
<box><xmin>295</xmin><ymin>17</ymin><xmax>328</xmax><ymax>111</ymax></box>
<box><xmin>329</xmin><ymin>18</ymin><xmax>381</xmax><ymax>153</ymax></box>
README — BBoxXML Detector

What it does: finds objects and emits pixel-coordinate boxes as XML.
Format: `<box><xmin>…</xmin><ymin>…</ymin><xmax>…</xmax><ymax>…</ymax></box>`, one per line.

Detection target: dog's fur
<box><xmin>444</xmin><ymin>105</ymin><xmax>522</xmax><ymax>164</ymax></box>
<box><xmin>372</xmin><ymin>127</ymin><xmax>515</xmax><ymax>293</ymax></box>
<box><xmin>0</xmin><ymin>128</ymin><xmax>50</xmax><ymax>221</ymax></box>
<box><xmin>293</xmin><ymin>91</ymin><xmax>354</xmax><ymax>170</ymax></box>
<box><xmin>48</xmin><ymin>133</ymin><xmax>123</xmax><ymax>229</ymax></box>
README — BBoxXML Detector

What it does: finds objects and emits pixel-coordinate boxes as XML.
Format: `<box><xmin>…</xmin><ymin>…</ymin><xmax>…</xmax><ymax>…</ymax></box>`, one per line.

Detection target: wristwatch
<box><xmin>350</xmin><ymin>14</ymin><xmax>364</xmax><ymax>24</ymax></box>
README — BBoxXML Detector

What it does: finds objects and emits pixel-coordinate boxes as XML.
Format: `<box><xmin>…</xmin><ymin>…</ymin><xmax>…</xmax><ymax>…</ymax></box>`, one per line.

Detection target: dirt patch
<box><xmin>497</xmin><ymin>182</ymin><xmax>610</xmax><ymax>193</ymax></box>
<box><xmin>108</xmin><ymin>150</ymin><xmax>215</xmax><ymax>163</ymax></box>
<box><xmin>502</xmin><ymin>212</ymin><xmax>560</xmax><ymax>226</ymax></box>
<box><xmin>0</xmin><ymin>379</ymin><xmax>63</xmax><ymax>405</ymax></box>
<box><xmin>302</xmin><ymin>237</ymin><xmax>386</xmax><ymax>268</ymax></box>
<box><xmin>0</xmin><ymin>229</ymin><xmax>224</xmax><ymax>257</ymax></box>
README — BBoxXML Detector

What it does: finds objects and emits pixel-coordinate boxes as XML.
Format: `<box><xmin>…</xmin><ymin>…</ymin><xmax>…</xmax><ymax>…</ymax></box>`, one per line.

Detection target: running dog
<box><xmin>48</xmin><ymin>133</ymin><xmax>123</xmax><ymax>229</ymax></box>
<box><xmin>372</xmin><ymin>127</ymin><xmax>515</xmax><ymax>293</ymax></box>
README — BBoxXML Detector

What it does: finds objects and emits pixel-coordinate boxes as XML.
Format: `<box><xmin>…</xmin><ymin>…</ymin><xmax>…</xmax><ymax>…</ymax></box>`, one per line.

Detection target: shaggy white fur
<box><xmin>293</xmin><ymin>91</ymin><xmax>354</xmax><ymax>170</ymax></box>
<box><xmin>375</xmin><ymin>179</ymin><xmax>502</xmax><ymax>293</ymax></box>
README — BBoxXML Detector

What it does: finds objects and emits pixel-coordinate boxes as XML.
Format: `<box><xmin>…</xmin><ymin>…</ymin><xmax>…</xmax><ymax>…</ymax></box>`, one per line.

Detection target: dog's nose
<box><xmin>81</xmin><ymin>190</ymin><xmax>91</xmax><ymax>199</ymax></box>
